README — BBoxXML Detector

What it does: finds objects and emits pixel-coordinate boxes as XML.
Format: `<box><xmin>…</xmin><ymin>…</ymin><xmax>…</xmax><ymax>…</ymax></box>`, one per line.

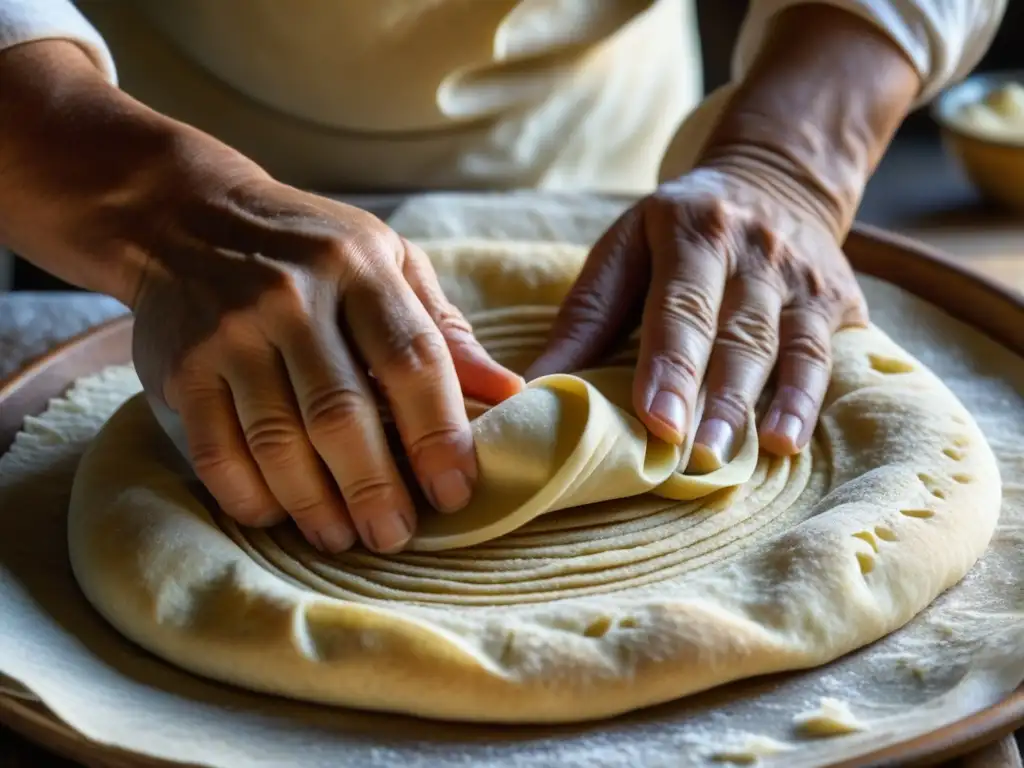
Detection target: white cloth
<box><xmin>0</xmin><ymin>0</ymin><xmax>114</xmax><ymax>81</ymax></box>
<box><xmin>734</xmin><ymin>0</ymin><xmax>1007</xmax><ymax>105</ymax></box>
<box><xmin>0</xmin><ymin>0</ymin><xmax>1008</xmax><ymax>193</ymax></box>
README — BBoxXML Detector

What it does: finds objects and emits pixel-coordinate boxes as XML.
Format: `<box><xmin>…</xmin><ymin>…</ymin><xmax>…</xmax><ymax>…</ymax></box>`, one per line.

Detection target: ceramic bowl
<box><xmin>932</xmin><ymin>70</ymin><xmax>1024</xmax><ymax>213</ymax></box>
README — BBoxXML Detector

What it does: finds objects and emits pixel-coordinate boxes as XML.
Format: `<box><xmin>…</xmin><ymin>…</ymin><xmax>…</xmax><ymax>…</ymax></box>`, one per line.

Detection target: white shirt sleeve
<box><xmin>0</xmin><ymin>0</ymin><xmax>116</xmax><ymax>83</ymax></box>
<box><xmin>732</xmin><ymin>0</ymin><xmax>1008</xmax><ymax>105</ymax></box>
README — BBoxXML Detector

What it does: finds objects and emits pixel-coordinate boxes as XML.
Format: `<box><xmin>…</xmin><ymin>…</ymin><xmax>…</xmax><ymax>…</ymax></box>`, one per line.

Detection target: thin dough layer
<box><xmin>68</xmin><ymin>239</ymin><xmax>1002</xmax><ymax>725</ymax></box>
<box><xmin>413</xmin><ymin>367</ymin><xmax>758</xmax><ymax>550</ymax></box>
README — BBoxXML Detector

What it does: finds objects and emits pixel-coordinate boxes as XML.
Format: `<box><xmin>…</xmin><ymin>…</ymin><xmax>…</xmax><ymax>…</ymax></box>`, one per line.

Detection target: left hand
<box><xmin>526</xmin><ymin>162</ymin><xmax>868</xmax><ymax>468</ymax></box>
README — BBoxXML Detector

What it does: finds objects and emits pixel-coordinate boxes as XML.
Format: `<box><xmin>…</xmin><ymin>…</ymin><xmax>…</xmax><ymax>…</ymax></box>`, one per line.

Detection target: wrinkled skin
<box><xmin>128</xmin><ymin>168</ymin><xmax>523</xmax><ymax>556</ymax></box>
<box><xmin>529</xmin><ymin>165</ymin><xmax>868</xmax><ymax>467</ymax></box>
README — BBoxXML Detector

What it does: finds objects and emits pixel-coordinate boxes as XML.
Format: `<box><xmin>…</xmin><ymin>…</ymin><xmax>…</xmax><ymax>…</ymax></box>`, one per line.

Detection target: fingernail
<box><xmin>370</xmin><ymin>512</ymin><xmax>412</xmax><ymax>554</ymax></box>
<box><xmin>690</xmin><ymin>418</ymin><xmax>735</xmax><ymax>473</ymax></box>
<box><xmin>774</xmin><ymin>413</ymin><xmax>804</xmax><ymax>447</ymax></box>
<box><xmin>428</xmin><ymin>468</ymin><xmax>472</xmax><ymax>513</ymax></box>
<box><xmin>319</xmin><ymin>522</ymin><xmax>356</xmax><ymax>554</ymax></box>
<box><xmin>649</xmin><ymin>390</ymin><xmax>685</xmax><ymax>438</ymax></box>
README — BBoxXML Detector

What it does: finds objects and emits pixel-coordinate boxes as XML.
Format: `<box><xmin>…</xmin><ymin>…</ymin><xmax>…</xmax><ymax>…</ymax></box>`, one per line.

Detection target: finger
<box><xmin>401</xmin><ymin>238</ymin><xmax>523</xmax><ymax>404</ymax></box>
<box><xmin>690</xmin><ymin>272</ymin><xmax>784</xmax><ymax>471</ymax></box>
<box><xmin>759</xmin><ymin>302</ymin><xmax>835</xmax><ymax>455</ymax></box>
<box><xmin>633</xmin><ymin>222</ymin><xmax>731</xmax><ymax>445</ymax></box>
<box><xmin>344</xmin><ymin>263</ymin><xmax>478</xmax><ymax>519</ymax></box>
<box><xmin>174</xmin><ymin>374</ymin><xmax>287</xmax><ymax>528</ymax></box>
<box><xmin>223</xmin><ymin>343</ymin><xmax>358</xmax><ymax>553</ymax></box>
<box><xmin>525</xmin><ymin>208</ymin><xmax>648</xmax><ymax>379</ymax></box>
<box><xmin>273</xmin><ymin>316</ymin><xmax>417</xmax><ymax>554</ymax></box>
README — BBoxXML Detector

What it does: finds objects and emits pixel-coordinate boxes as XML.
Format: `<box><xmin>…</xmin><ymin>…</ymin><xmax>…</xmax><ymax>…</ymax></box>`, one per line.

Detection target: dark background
<box><xmin>11</xmin><ymin>1</ymin><xmax>1024</xmax><ymax>290</ymax></box>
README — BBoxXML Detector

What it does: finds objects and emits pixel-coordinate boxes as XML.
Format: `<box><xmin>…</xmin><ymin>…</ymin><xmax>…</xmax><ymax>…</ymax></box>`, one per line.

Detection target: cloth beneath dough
<box><xmin>0</xmin><ymin>193</ymin><xmax>1021</xmax><ymax>768</ymax></box>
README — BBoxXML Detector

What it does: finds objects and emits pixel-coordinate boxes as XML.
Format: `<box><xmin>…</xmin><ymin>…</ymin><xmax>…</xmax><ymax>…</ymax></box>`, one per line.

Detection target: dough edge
<box><xmin>66</xmin><ymin>239</ymin><xmax>1003</xmax><ymax>724</ymax></box>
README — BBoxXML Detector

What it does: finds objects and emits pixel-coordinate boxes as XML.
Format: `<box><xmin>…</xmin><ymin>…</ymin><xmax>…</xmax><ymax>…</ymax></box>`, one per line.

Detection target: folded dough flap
<box><xmin>409</xmin><ymin>367</ymin><xmax>759</xmax><ymax>551</ymax></box>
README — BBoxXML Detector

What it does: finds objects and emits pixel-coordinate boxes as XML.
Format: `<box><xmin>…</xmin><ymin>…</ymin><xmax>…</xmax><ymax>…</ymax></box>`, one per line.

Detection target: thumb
<box><xmin>401</xmin><ymin>238</ymin><xmax>524</xmax><ymax>404</ymax></box>
<box><xmin>525</xmin><ymin>209</ymin><xmax>648</xmax><ymax>380</ymax></box>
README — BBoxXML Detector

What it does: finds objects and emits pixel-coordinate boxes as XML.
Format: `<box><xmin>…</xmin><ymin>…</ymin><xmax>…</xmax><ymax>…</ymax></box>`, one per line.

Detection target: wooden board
<box><xmin>898</xmin><ymin>216</ymin><xmax>1024</xmax><ymax>297</ymax></box>
<box><xmin>1</xmin><ymin>222</ymin><xmax>1022</xmax><ymax>768</ymax></box>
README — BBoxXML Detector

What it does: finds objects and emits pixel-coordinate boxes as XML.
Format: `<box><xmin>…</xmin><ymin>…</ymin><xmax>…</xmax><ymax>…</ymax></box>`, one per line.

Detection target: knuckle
<box><xmin>744</xmin><ymin>221</ymin><xmax>788</xmax><ymax>269</ymax></box>
<box><xmin>716</xmin><ymin>307</ymin><xmax>779</xmax><ymax>364</ymax></box>
<box><xmin>782</xmin><ymin>327</ymin><xmax>831</xmax><ymax>365</ymax></box>
<box><xmin>340</xmin><ymin>231</ymin><xmax>403</xmax><ymax>273</ymax></box>
<box><xmin>559</xmin><ymin>286</ymin><xmax>612</xmax><ymax>328</ymax></box>
<box><xmin>378</xmin><ymin>328</ymin><xmax>451</xmax><ymax>381</ymax></box>
<box><xmin>190</xmin><ymin>444</ymin><xmax>241</xmax><ymax>481</ymax></box>
<box><xmin>433</xmin><ymin>302</ymin><xmax>475</xmax><ymax>341</ymax></box>
<box><xmin>647</xmin><ymin>349</ymin><xmax>700</xmax><ymax>387</ymax></box>
<box><xmin>244</xmin><ymin>415</ymin><xmax>305</xmax><ymax>466</ymax></box>
<box><xmin>660</xmin><ymin>281</ymin><xmax>719</xmax><ymax>340</ymax></box>
<box><xmin>695</xmin><ymin>197</ymin><xmax>732</xmax><ymax>234</ymax></box>
<box><xmin>341</xmin><ymin>475</ymin><xmax>399</xmax><ymax>515</ymax></box>
<box><xmin>405</xmin><ymin>424</ymin><xmax>467</xmax><ymax>464</ymax></box>
<box><xmin>188</xmin><ymin>458</ymin><xmax>276</xmax><ymax>525</ymax></box>
<box><xmin>645</xmin><ymin>191</ymin><xmax>734</xmax><ymax>256</ymax></box>
<box><xmin>293</xmin><ymin>229</ymin><xmax>399</xmax><ymax>285</ymax></box>
<box><xmin>257</xmin><ymin>268</ymin><xmax>317</xmax><ymax>320</ymax></box>
<box><xmin>303</xmin><ymin>387</ymin><xmax>369</xmax><ymax>441</ymax></box>
<box><xmin>292</xmin><ymin>236</ymin><xmax>348</xmax><ymax>277</ymax></box>
<box><xmin>706</xmin><ymin>386</ymin><xmax>750</xmax><ymax>424</ymax></box>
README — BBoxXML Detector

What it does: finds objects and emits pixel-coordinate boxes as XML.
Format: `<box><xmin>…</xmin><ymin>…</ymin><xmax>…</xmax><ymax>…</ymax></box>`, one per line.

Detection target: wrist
<box><xmin>698</xmin><ymin>5</ymin><xmax>920</xmax><ymax>236</ymax></box>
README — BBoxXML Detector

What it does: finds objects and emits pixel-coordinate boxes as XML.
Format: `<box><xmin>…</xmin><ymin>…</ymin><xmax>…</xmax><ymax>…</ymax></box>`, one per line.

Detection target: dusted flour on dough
<box><xmin>709</xmin><ymin>734</ymin><xmax>794</xmax><ymax>764</ymax></box>
<box><xmin>65</xmin><ymin>239</ymin><xmax>1003</xmax><ymax>726</ymax></box>
<box><xmin>792</xmin><ymin>698</ymin><xmax>864</xmax><ymax>736</ymax></box>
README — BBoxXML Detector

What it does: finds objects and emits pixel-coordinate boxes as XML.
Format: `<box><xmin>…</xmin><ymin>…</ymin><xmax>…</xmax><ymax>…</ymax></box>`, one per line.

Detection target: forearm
<box><xmin>0</xmin><ymin>40</ymin><xmax>165</xmax><ymax>301</ymax></box>
<box><xmin>698</xmin><ymin>5</ymin><xmax>920</xmax><ymax>237</ymax></box>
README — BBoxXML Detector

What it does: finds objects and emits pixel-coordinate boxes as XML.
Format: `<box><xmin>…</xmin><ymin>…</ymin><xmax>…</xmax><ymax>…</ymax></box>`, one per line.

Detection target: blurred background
<box><xmin>8</xmin><ymin>0</ymin><xmax>1024</xmax><ymax>291</ymax></box>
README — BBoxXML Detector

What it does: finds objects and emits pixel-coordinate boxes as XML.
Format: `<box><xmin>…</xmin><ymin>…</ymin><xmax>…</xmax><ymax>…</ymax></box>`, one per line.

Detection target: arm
<box><xmin>0</xmin><ymin>40</ymin><xmax>155</xmax><ymax>303</ymax></box>
<box><xmin>0</xmin><ymin>34</ymin><xmax>522</xmax><ymax>555</ymax></box>
<box><xmin>708</xmin><ymin>0</ymin><xmax>1008</xmax><ymax>236</ymax></box>
<box><xmin>531</xmin><ymin>0</ymin><xmax>1006</xmax><ymax>464</ymax></box>
<box><xmin>0</xmin><ymin>1</ymin><xmax>133</xmax><ymax>298</ymax></box>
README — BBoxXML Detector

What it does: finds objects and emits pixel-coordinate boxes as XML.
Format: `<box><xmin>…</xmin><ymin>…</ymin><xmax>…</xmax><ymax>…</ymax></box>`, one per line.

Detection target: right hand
<box><xmin>0</xmin><ymin>41</ymin><xmax>524</xmax><ymax>554</ymax></box>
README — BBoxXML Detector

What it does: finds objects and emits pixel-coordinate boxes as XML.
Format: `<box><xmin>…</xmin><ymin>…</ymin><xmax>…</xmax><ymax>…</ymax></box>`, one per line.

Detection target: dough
<box><xmin>792</xmin><ymin>698</ymin><xmax>864</xmax><ymax>736</ymax></box>
<box><xmin>408</xmin><ymin>367</ymin><xmax>759</xmax><ymax>550</ymax></box>
<box><xmin>709</xmin><ymin>735</ymin><xmax>793</xmax><ymax>764</ymax></box>
<box><xmin>68</xmin><ymin>239</ymin><xmax>1002</xmax><ymax>724</ymax></box>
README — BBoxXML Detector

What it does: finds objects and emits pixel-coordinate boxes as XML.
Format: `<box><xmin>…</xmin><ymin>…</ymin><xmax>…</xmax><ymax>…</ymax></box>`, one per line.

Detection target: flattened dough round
<box><xmin>68</xmin><ymin>239</ymin><xmax>1002</xmax><ymax>724</ymax></box>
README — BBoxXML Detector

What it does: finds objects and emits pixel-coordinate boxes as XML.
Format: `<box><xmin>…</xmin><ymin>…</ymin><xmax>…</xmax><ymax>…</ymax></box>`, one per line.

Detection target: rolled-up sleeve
<box><xmin>0</xmin><ymin>0</ymin><xmax>116</xmax><ymax>82</ymax></box>
<box><xmin>732</xmin><ymin>0</ymin><xmax>1008</xmax><ymax>105</ymax></box>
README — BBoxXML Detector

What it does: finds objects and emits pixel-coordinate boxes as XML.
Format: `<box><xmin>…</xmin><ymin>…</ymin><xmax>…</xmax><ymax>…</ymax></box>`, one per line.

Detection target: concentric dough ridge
<box><xmin>67</xmin><ymin>239</ymin><xmax>1002</xmax><ymax>724</ymax></box>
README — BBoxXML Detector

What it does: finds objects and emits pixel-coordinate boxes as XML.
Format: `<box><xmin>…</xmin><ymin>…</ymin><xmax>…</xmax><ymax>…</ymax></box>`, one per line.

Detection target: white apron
<box><xmin>75</xmin><ymin>0</ymin><xmax>715</xmax><ymax>194</ymax></box>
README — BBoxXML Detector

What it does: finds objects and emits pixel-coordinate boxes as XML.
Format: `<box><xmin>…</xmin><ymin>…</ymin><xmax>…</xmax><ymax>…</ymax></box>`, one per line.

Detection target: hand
<box><xmin>527</xmin><ymin>161</ymin><xmax>868</xmax><ymax>467</ymax></box>
<box><xmin>130</xmin><ymin>168</ymin><xmax>524</xmax><ymax>554</ymax></box>
<box><xmin>0</xmin><ymin>41</ymin><xmax>524</xmax><ymax>554</ymax></box>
